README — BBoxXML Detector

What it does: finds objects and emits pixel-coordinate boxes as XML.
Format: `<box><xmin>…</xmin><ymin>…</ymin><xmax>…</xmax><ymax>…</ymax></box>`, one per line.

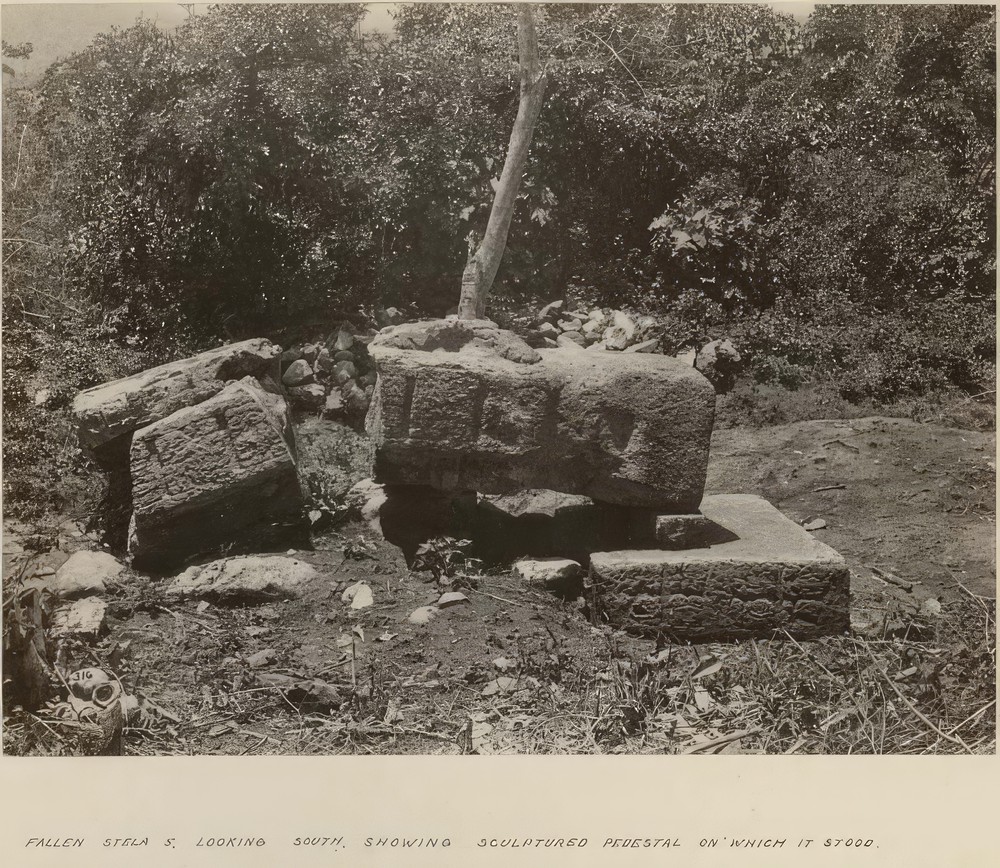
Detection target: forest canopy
<box><xmin>2</xmin><ymin>3</ymin><xmax>995</xmax><ymax>430</ymax></box>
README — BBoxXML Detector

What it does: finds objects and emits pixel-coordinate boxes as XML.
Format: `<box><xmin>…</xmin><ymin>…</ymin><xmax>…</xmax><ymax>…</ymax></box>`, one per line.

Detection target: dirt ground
<box><xmin>3</xmin><ymin>416</ymin><xmax>995</xmax><ymax>756</ymax></box>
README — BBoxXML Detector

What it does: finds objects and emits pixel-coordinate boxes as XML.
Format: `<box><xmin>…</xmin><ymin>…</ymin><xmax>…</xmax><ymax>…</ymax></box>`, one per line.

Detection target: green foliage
<box><xmin>1</xmin><ymin>2</ymin><xmax>994</xmax><ymax>528</ymax></box>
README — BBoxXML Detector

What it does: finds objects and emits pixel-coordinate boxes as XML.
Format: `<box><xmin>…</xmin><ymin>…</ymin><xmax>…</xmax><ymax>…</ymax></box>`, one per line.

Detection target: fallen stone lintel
<box><xmin>588</xmin><ymin>494</ymin><xmax>850</xmax><ymax>641</ymax></box>
<box><xmin>73</xmin><ymin>338</ymin><xmax>281</xmax><ymax>462</ymax></box>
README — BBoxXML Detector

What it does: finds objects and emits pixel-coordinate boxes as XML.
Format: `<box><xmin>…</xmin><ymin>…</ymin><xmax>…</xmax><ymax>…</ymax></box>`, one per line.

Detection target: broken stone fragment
<box><xmin>556</xmin><ymin>332</ymin><xmax>586</xmax><ymax>350</ymax></box>
<box><xmin>408</xmin><ymin>605</ymin><xmax>439</xmax><ymax>625</ymax></box>
<box><xmin>333</xmin><ymin>360</ymin><xmax>358</xmax><ymax>385</ymax></box>
<box><xmin>51</xmin><ymin>597</ymin><xmax>107</xmax><ymax>638</ymax></box>
<box><xmin>32</xmin><ymin>550</ymin><xmax>124</xmax><ymax>598</ymax></box>
<box><xmin>72</xmin><ymin>338</ymin><xmax>281</xmax><ymax>463</ymax></box>
<box><xmin>513</xmin><ymin>558</ymin><xmax>582</xmax><ymax>592</ymax></box>
<box><xmin>537</xmin><ymin>299</ymin><xmax>564</xmax><ymax>322</ymax></box>
<box><xmin>333</xmin><ymin>329</ymin><xmax>356</xmax><ymax>353</ymax></box>
<box><xmin>282</xmin><ymin>359</ymin><xmax>314</xmax><ymax>386</ymax></box>
<box><xmin>166</xmin><ymin>555</ymin><xmax>318</xmax><ymax>604</ymax></box>
<box><xmin>288</xmin><ymin>383</ymin><xmax>325</xmax><ymax>410</ymax></box>
<box><xmin>128</xmin><ymin>377</ymin><xmax>304</xmax><ymax>569</ymax></box>
<box><xmin>624</xmin><ymin>339</ymin><xmax>659</xmax><ymax>354</ymax></box>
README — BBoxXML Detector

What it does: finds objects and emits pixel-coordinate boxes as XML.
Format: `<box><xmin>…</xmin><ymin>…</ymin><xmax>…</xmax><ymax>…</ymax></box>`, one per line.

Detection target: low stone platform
<box><xmin>587</xmin><ymin>494</ymin><xmax>850</xmax><ymax>641</ymax></box>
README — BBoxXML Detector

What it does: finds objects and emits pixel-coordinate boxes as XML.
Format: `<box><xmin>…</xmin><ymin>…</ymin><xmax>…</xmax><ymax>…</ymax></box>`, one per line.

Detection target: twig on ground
<box><xmin>862</xmin><ymin>646</ymin><xmax>973</xmax><ymax>753</ymax></box>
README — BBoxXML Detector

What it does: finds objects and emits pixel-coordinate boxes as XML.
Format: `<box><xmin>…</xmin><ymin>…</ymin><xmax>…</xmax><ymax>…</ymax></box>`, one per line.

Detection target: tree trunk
<box><xmin>457</xmin><ymin>5</ymin><xmax>547</xmax><ymax>320</ymax></box>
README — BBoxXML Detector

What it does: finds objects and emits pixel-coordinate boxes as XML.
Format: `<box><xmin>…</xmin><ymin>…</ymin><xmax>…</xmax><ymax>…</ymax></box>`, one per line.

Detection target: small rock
<box><xmin>334</xmin><ymin>350</ymin><xmax>355</xmax><ymax>363</ymax></box>
<box><xmin>342</xmin><ymin>581</ymin><xmax>374</xmax><ymax>609</ymax></box>
<box><xmin>246</xmin><ymin>648</ymin><xmax>276</xmax><ymax>668</ymax></box>
<box><xmin>323</xmin><ymin>391</ymin><xmax>345</xmax><ymax>415</ymax></box>
<box><xmin>542</xmin><ymin>337</ymin><xmax>559</xmax><ymax>349</ymax></box>
<box><xmin>492</xmin><ymin>657</ymin><xmax>515</xmax><ymax>671</ymax></box>
<box><xmin>333</xmin><ymin>330</ymin><xmax>356</xmax><ymax>352</ymax></box>
<box><xmin>556</xmin><ymin>332</ymin><xmax>586</xmax><ymax>350</ymax></box>
<box><xmin>375</xmin><ymin>308</ymin><xmax>404</xmax><ymax>329</ymax></box>
<box><xmin>408</xmin><ymin>605</ymin><xmax>439</xmax><ymax>625</ymax></box>
<box><xmin>288</xmin><ymin>383</ymin><xmax>325</xmax><ymax>409</ymax></box>
<box><xmin>695</xmin><ymin>339</ymin><xmax>742</xmax><ymax>392</ymax></box>
<box><xmin>315</xmin><ymin>347</ymin><xmax>334</xmax><ymax>373</ymax></box>
<box><xmin>437</xmin><ymin>591</ymin><xmax>469</xmax><ymax>608</ymax></box>
<box><xmin>624</xmin><ymin>339</ymin><xmax>659</xmax><ymax>354</ymax></box>
<box><xmin>675</xmin><ymin>347</ymin><xmax>697</xmax><ymax>366</ymax></box>
<box><xmin>557</xmin><ymin>317</ymin><xmax>583</xmax><ymax>332</ymax></box>
<box><xmin>343</xmin><ymin>381</ymin><xmax>369</xmax><ymax>414</ymax></box>
<box><xmin>346</xmin><ymin>478</ymin><xmax>388</xmax><ymax>529</ymax></box>
<box><xmin>802</xmin><ymin>518</ymin><xmax>827</xmax><ymax>531</ymax></box>
<box><xmin>282</xmin><ymin>359</ymin><xmax>314</xmax><ymax>387</ymax></box>
<box><xmin>920</xmin><ymin>598</ymin><xmax>943</xmax><ymax>618</ymax></box>
<box><xmin>300</xmin><ymin>343</ymin><xmax>320</xmax><ymax>364</ymax></box>
<box><xmin>196</xmin><ymin>600</ymin><xmax>211</xmax><ymax>614</ymax></box>
<box><xmin>281</xmin><ymin>347</ymin><xmax>303</xmax><ymax>367</ymax></box>
<box><xmin>358</xmin><ymin>370</ymin><xmax>378</xmax><ymax>388</ymax></box>
<box><xmin>537</xmin><ymin>299</ymin><xmax>564</xmax><ymax>322</ymax></box>
<box><xmin>33</xmin><ymin>388</ymin><xmax>52</xmax><ymax>407</ymax></box>
<box><xmin>538</xmin><ymin>322</ymin><xmax>559</xmax><ymax>337</ymax></box>
<box><xmin>51</xmin><ymin>598</ymin><xmax>107</xmax><ymax>638</ymax></box>
<box><xmin>333</xmin><ymin>360</ymin><xmax>357</xmax><ymax>385</ymax></box>
<box><xmin>586</xmin><ymin>340</ymin><xmax>608</xmax><ymax>351</ymax></box>
<box><xmin>482</xmin><ymin>676</ymin><xmax>518</xmax><ymax>696</ymax></box>
<box><xmin>513</xmin><ymin>558</ymin><xmax>582</xmax><ymax>590</ymax></box>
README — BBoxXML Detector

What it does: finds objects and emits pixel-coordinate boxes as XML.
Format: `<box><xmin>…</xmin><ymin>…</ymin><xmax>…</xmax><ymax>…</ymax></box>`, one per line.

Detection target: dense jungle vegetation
<box><xmin>2</xmin><ymin>3</ymin><xmax>995</xmax><ymax>517</ymax></box>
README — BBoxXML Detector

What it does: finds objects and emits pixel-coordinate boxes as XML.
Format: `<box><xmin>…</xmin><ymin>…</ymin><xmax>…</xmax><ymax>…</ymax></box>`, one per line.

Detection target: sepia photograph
<box><xmin>1</xmin><ymin>0</ymin><xmax>995</xmax><ymax>769</ymax></box>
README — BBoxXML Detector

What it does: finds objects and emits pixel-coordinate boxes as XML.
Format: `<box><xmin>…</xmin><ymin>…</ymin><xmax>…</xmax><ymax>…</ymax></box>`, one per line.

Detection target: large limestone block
<box><xmin>73</xmin><ymin>338</ymin><xmax>281</xmax><ymax>463</ymax></box>
<box><xmin>588</xmin><ymin>495</ymin><xmax>850</xmax><ymax>641</ymax></box>
<box><xmin>367</xmin><ymin>325</ymin><xmax>715</xmax><ymax>510</ymax></box>
<box><xmin>128</xmin><ymin>377</ymin><xmax>303</xmax><ymax>569</ymax></box>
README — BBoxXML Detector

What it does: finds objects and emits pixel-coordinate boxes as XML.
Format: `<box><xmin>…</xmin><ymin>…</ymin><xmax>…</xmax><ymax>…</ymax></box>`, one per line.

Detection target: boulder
<box><xmin>367</xmin><ymin>330</ymin><xmax>715</xmax><ymax>511</ymax></box>
<box><xmin>300</xmin><ymin>343</ymin><xmax>320</xmax><ymax>365</ymax></box>
<box><xmin>282</xmin><ymin>359</ymin><xmax>314</xmax><ymax>386</ymax></box>
<box><xmin>166</xmin><ymin>555</ymin><xmax>318</xmax><ymax>604</ymax></box>
<box><xmin>73</xmin><ymin>338</ymin><xmax>281</xmax><ymax>465</ymax></box>
<box><xmin>128</xmin><ymin>377</ymin><xmax>304</xmax><ymax>569</ymax></box>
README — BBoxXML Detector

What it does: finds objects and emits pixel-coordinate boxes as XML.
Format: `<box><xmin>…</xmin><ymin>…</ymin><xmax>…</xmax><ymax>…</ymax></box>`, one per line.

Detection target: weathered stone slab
<box><xmin>367</xmin><ymin>324</ymin><xmax>715</xmax><ymax>510</ymax></box>
<box><xmin>588</xmin><ymin>495</ymin><xmax>850</xmax><ymax>640</ymax></box>
<box><xmin>166</xmin><ymin>555</ymin><xmax>317</xmax><ymax>603</ymax></box>
<box><xmin>73</xmin><ymin>338</ymin><xmax>281</xmax><ymax>463</ymax></box>
<box><xmin>128</xmin><ymin>377</ymin><xmax>304</xmax><ymax>569</ymax></box>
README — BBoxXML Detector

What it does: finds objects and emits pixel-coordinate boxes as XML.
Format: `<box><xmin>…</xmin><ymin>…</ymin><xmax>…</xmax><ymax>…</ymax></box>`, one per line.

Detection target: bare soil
<box><xmin>3</xmin><ymin>416</ymin><xmax>994</xmax><ymax>756</ymax></box>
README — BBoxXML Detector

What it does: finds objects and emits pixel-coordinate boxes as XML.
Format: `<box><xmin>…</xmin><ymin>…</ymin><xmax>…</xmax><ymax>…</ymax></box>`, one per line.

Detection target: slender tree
<box><xmin>457</xmin><ymin>4</ymin><xmax>546</xmax><ymax>319</ymax></box>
